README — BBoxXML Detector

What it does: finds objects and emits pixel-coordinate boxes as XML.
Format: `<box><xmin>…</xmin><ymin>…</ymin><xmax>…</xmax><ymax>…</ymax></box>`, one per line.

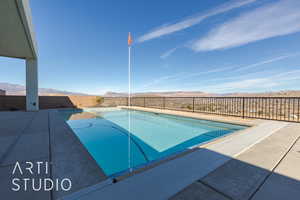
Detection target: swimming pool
<box><xmin>59</xmin><ymin>108</ymin><xmax>246</xmax><ymax>176</ymax></box>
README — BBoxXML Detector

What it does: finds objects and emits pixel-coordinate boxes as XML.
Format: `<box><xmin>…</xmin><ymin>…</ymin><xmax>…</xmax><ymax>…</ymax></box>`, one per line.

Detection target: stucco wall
<box><xmin>39</xmin><ymin>96</ymin><xmax>104</xmax><ymax>109</ymax></box>
<box><xmin>0</xmin><ymin>96</ymin><xmax>107</xmax><ymax>111</ymax></box>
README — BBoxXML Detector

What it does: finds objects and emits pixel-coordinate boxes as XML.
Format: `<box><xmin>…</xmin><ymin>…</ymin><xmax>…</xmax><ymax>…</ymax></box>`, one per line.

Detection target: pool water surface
<box><xmin>59</xmin><ymin>108</ymin><xmax>246</xmax><ymax>176</ymax></box>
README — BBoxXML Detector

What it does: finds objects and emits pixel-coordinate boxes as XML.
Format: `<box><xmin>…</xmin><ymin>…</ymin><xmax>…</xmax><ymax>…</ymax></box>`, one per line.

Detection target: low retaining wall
<box><xmin>0</xmin><ymin>96</ymin><xmax>105</xmax><ymax>111</ymax></box>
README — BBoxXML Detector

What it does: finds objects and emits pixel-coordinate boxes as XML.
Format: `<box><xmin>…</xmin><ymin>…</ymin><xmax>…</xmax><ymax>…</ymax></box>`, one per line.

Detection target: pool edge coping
<box><xmin>118</xmin><ymin>106</ymin><xmax>260</xmax><ymax>127</ymax></box>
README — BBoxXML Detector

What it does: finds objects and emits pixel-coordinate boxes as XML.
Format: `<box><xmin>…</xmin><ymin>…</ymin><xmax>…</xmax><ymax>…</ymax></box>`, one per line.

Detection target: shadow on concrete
<box><xmin>170</xmin><ymin>144</ymin><xmax>300</xmax><ymax>200</ymax></box>
<box><xmin>65</xmin><ymin>142</ymin><xmax>300</xmax><ymax>200</ymax></box>
<box><xmin>0</xmin><ymin>96</ymin><xmax>78</xmax><ymax>111</ymax></box>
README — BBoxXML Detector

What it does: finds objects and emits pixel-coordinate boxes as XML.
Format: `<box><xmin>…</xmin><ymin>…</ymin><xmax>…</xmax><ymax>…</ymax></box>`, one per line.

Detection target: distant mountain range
<box><xmin>103</xmin><ymin>91</ymin><xmax>216</xmax><ymax>97</ymax></box>
<box><xmin>104</xmin><ymin>90</ymin><xmax>300</xmax><ymax>97</ymax></box>
<box><xmin>1</xmin><ymin>82</ymin><xmax>299</xmax><ymax>97</ymax></box>
<box><xmin>0</xmin><ymin>82</ymin><xmax>88</xmax><ymax>96</ymax></box>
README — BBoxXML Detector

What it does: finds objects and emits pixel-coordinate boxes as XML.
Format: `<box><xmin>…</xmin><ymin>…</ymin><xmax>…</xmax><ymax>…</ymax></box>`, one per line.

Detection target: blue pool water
<box><xmin>59</xmin><ymin>108</ymin><xmax>246</xmax><ymax>176</ymax></box>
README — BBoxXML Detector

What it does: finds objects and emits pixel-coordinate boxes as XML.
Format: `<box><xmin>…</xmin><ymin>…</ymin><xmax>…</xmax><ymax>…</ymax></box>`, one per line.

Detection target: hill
<box><xmin>0</xmin><ymin>82</ymin><xmax>89</xmax><ymax>96</ymax></box>
<box><xmin>104</xmin><ymin>90</ymin><xmax>300</xmax><ymax>97</ymax></box>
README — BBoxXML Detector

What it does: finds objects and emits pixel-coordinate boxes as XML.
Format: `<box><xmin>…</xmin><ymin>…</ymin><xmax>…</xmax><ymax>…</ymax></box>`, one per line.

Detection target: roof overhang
<box><xmin>0</xmin><ymin>0</ymin><xmax>37</xmax><ymax>59</ymax></box>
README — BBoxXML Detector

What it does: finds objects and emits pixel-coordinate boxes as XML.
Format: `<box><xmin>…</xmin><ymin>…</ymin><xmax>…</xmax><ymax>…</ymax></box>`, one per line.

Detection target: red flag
<box><xmin>128</xmin><ymin>32</ymin><xmax>133</xmax><ymax>46</ymax></box>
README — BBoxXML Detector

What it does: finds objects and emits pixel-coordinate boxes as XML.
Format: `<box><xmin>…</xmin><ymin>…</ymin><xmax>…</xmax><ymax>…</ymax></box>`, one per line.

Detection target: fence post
<box><xmin>163</xmin><ymin>97</ymin><xmax>166</xmax><ymax>109</ymax></box>
<box><xmin>144</xmin><ymin>97</ymin><xmax>146</xmax><ymax>107</ymax></box>
<box><xmin>298</xmin><ymin>98</ymin><xmax>300</xmax><ymax>122</ymax></box>
<box><xmin>242</xmin><ymin>97</ymin><xmax>245</xmax><ymax>118</ymax></box>
<box><xmin>193</xmin><ymin>97</ymin><xmax>195</xmax><ymax>112</ymax></box>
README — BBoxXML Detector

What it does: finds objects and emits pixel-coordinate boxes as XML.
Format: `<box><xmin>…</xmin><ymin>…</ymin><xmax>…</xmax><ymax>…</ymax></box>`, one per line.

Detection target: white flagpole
<box><xmin>128</xmin><ymin>44</ymin><xmax>132</xmax><ymax>172</ymax></box>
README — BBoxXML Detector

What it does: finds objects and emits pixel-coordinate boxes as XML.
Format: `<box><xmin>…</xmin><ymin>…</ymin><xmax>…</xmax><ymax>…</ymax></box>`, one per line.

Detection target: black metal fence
<box><xmin>102</xmin><ymin>97</ymin><xmax>300</xmax><ymax>122</ymax></box>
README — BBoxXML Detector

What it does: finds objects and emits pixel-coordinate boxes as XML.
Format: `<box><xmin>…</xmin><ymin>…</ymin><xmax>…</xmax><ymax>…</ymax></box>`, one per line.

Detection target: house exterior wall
<box><xmin>0</xmin><ymin>90</ymin><xmax>5</xmax><ymax>96</ymax></box>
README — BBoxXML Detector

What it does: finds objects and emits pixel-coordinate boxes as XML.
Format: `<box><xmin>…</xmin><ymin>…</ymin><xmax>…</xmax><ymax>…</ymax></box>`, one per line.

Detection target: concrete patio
<box><xmin>0</xmin><ymin>110</ymin><xmax>107</xmax><ymax>200</ymax></box>
<box><xmin>171</xmin><ymin>123</ymin><xmax>300</xmax><ymax>200</ymax></box>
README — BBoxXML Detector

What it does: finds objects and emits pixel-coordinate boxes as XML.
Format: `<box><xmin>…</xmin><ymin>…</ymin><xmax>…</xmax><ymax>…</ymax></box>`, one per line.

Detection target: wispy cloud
<box><xmin>137</xmin><ymin>63</ymin><xmax>300</xmax><ymax>92</ymax></box>
<box><xmin>191</xmin><ymin>0</ymin><xmax>300</xmax><ymax>52</ymax></box>
<box><xmin>137</xmin><ymin>0</ymin><xmax>257</xmax><ymax>43</ymax></box>
<box><xmin>183</xmin><ymin>70</ymin><xmax>268</xmax><ymax>84</ymax></box>
<box><xmin>160</xmin><ymin>47</ymin><xmax>179</xmax><ymax>59</ymax></box>
<box><xmin>272</xmin><ymin>69</ymin><xmax>300</xmax><ymax>81</ymax></box>
<box><xmin>176</xmin><ymin>66</ymin><xmax>235</xmax><ymax>80</ymax></box>
<box><xmin>138</xmin><ymin>66</ymin><xmax>233</xmax><ymax>90</ymax></box>
<box><xmin>138</xmin><ymin>73</ymin><xmax>186</xmax><ymax>90</ymax></box>
<box><xmin>194</xmin><ymin>69</ymin><xmax>300</xmax><ymax>92</ymax></box>
<box><xmin>214</xmin><ymin>78</ymin><xmax>278</xmax><ymax>91</ymax></box>
<box><xmin>235</xmin><ymin>52</ymin><xmax>300</xmax><ymax>72</ymax></box>
<box><xmin>181</xmin><ymin>53</ymin><xmax>296</xmax><ymax>78</ymax></box>
<box><xmin>145</xmin><ymin>52</ymin><xmax>298</xmax><ymax>88</ymax></box>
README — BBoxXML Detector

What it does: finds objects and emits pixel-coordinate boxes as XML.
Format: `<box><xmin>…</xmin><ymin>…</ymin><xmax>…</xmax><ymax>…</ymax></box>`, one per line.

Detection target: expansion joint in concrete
<box><xmin>249</xmin><ymin>134</ymin><xmax>300</xmax><ymax>200</ymax></box>
<box><xmin>47</xmin><ymin>111</ymin><xmax>54</xmax><ymax>200</ymax></box>
<box><xmin>198</xmin><ymin>180</ymin><xmax>234</xmax><ymax>200</ymax></box>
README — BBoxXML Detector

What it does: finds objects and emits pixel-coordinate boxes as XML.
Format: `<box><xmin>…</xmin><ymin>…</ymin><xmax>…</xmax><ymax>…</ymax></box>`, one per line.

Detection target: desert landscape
<box><xmin>1</xmin><ymin>82</ymin><xmax>299</xmax><ymax>122</ymax></box>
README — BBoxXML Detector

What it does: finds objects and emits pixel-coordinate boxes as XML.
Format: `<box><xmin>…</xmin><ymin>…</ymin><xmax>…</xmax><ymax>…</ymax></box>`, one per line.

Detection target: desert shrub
<box><xmin>95</xmin><ymin>96</ymin><xmax>104</xmax><ymax>105</ymax></box>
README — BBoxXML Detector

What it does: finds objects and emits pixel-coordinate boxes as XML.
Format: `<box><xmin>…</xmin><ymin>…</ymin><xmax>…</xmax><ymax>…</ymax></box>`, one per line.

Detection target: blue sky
<box><xmin>1</xmin><ymin>0</ymin><xmax>300</xmax><ymax>94</ymax></box>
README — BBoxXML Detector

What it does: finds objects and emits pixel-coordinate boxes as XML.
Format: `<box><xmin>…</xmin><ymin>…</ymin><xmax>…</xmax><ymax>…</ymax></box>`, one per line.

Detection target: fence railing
<box><xmin>102</xmin><ymin>97</ymin><xmax>300</xmax><ymax>122</ymax></box>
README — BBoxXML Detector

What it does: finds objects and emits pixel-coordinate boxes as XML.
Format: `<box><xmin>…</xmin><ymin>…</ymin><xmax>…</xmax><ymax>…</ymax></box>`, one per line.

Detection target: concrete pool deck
<box><xmin>0</xmin><ymin>107</ymin><xmax>299</xmax><ymax>200</ymax></box>
<box><xmin>171</xmin><ymin>122</ymin><xmax>300</xmax><ymax>200</ymax></box>
<box><xmin>0</xmin><ymin>110</ymin><xmax>107</xmax><ymax>200</ymax></box>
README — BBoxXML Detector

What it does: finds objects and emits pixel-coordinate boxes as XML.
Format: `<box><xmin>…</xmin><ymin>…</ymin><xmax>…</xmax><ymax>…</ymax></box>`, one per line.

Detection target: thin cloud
<box><xmin>182</xmin><ymin>70</ymin><xmax>267</xmax><ymax>85</ymax></box>
<box><xmin>211</xmin><ymin>78</ymin><xmax>278</xmax><ymax>92</ymax></box>
<box><xmin>174</xmin><ymin>66</ymin><xmax>235</xmax><ymax>80</ymax></box>
<box><xmin>138</xmin><ymin>73</ymin><xmax>186</xmax><ymax>90</ymax></box>
<box><xmin>273</xmin><ymin>69</ymin><xmax>300</xmax><ymax>80</ymax></box>
<box><xmin>194</xmin><ymin>69</ymin><xmax>300</xmax><ymax>93</ymax></box>
<box><xmin>138</xmin><ymin>50</ymin><xmax>300</xmax><ymax>91</ymax></box>
<box><xmin>137</xmin><ymin>0</ymin><xmax>257</xmax><ymax>43</ymax></box>
<box><xmin>160</xmin><ymin>47</ymin><xmax>179</xmax><ymax>59</ymax></box>
<box><xmin>235</xmin><ymin>52</ymin><xmax>300</xmax><ymax>72</ymax></box>
<box><xmin>191</xmin><ymin>0</ymin><xmax>300</xmax><ymax>52</ymax></box>
<box><xmin>138</xmin><ymin>66</ymin><xmax>233</xmax><ymax>90</ymax></box>
<box><xmin>154</xmin><ymin>52</ymin><xmax>298</xmax><ymax>85</ymax></box>
<box><xmin>138</xmin><ymin>69</ymin><xmax>300</xmax><ymax>92</ymax></box>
